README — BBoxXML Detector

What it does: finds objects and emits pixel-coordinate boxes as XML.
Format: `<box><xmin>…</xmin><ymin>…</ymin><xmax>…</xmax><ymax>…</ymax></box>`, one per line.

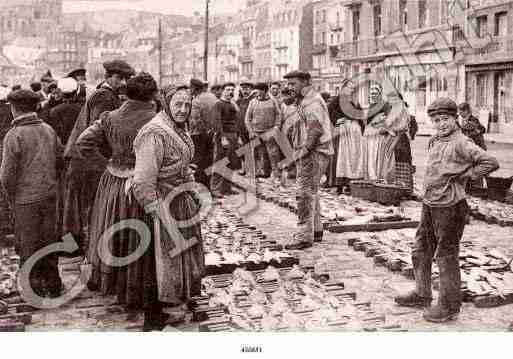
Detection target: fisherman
<box><xmin>283</xmin><ymin>70</ymin><xmax>333</xmax><ymax>249</ymax></box>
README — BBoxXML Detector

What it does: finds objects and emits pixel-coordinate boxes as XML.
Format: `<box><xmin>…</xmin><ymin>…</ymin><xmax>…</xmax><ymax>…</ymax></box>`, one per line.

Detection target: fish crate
<box><xmin>486</xmin><ymin>176</ymin><xmax>513</xmax><ymax>202</ymax></box>
<box><xmin>350</xmin><ymin>180</ymin><xmax>377</xmax><ymax>202</ymax></box>
<box><xmin>374</xmin><ymin>183</ymin><xmax>408</xmax><ymax>206</ymax></box>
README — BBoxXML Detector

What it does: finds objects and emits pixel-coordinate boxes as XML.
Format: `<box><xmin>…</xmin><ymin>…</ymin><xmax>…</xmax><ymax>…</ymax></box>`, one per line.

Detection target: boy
<box><xmin>394</xmin><ymin>98</ymin><xmax>499</xmax><ymax>322</ymax></box>
<box><xmin>0</xmin><ymin>89</ymin><xmax>64</xmax><ymax>298</ymax></box>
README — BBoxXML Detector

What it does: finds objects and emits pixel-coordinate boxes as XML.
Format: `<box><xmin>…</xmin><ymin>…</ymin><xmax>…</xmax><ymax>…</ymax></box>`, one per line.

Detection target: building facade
<box><xmin>270</xmin><ymin>0</ymin><xmax>314</xmax><ymax>81</ymax></box>
<box><xmin>463</xmin><ymin>0</ymin><xmax>513</xmax><ymax>135</ymax></box>
<box><xmin>311</xmin><ymin>0</ymin><xmax>346</xmax><ymax>94</ymax></box>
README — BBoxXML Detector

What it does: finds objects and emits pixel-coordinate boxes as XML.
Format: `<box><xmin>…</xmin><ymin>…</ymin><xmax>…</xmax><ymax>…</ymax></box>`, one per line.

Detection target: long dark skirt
<box><xmin>88</xmin><ymin>171</ymin><xmax>204</xmax><ymax>310</ymax></box>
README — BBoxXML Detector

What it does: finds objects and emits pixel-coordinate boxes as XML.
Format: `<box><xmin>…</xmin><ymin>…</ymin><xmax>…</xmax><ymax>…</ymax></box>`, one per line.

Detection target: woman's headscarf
<box><xmin>159</xmin><ymin>84</ymin><xmax>191</xmax><ymax>128</ymax></box>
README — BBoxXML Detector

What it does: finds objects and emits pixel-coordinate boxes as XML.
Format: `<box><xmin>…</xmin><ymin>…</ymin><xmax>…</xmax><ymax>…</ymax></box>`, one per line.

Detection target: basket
<box><xmin>350</xmin><ymin>180</ymin><xmax>376</xmax><ymax>202</ymax></box>
<box><xmin>374</xmin><ymin>182</ymin><xmax>408</xmax><ymax>206</ymax></box>
<box><xmin>485</xmin><ymin>176</ymin><xmax>513</xmax><ymax>202</ymax></box>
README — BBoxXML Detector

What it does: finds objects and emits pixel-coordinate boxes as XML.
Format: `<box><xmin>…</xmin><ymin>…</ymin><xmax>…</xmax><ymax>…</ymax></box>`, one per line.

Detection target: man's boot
<box><xmin>395</xmin><ymin>254</ymin><xmax>433</xmax><ymax>308</ymax></box>
<box><xmin>423</xmin><ymin>255</ymin><xmax>461</xmax><ymax>323</ymax></box>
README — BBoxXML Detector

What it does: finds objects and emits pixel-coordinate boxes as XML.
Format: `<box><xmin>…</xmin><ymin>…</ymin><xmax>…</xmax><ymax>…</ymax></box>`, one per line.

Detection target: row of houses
<box><xmin>162</xmin><ymin>0</ymin><xmax>513</xmax><ymax>134</ymax></box>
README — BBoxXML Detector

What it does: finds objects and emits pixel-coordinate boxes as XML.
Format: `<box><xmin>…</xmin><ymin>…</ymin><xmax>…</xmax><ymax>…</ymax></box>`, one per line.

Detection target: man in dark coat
<box><xmin>458</xmin><ymin>102</ymin><xmax>486</xmax><ymax>150</ymax></box>
<box><xmin>236</xmin><ymin>81</ymin><xmax>253</xmax><ymax>174</ymax></box>
<box><xmin>67</xmin><ymin>68</ymin><xmax>87</xmax><ymax>105</ymax></box>
<box><xmin>62</xmin><ymin>60</ymin><xmax>135</xmax><ymax>256</ymax></box>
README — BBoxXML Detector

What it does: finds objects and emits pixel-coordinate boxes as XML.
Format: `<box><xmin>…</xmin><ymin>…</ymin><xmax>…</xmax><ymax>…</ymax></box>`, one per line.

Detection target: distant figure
<box><xmin>66</xmin><ymin>68</ymin><xmax>88</xmax><ymax>105</ymax></box>
<box><xmin>458</xmin><ymin>102</ymin><xmax>486</xmax><ymax>150</ymax></box>
<box><xmin>11</xmin><ymin>85</ymin><xmax>21</xmax><ymax>91</ymax></box>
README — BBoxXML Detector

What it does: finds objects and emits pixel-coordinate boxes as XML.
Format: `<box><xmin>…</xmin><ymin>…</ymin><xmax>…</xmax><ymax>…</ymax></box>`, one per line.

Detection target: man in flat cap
<box><xmin>62</xmin><ymin>59</ymin><xmax>135</xmax><ymax>257</ymax></box>
<box><xmin>236</xmin><ymin>81</ymin><xmax>254</xmax><ymax>174</ymax></box>
<box><xmin>283</xmin><ymin>70</ymin><xmax>334</xmax><ymax>250</ymax></box>
<box><xmin>190</xmin><ymin>78</ymin><xmax>219</xmax><ymax>189</ymax></box>
<box><xmin>395</xmin><ymin>97</ymin><xmax>499</xmax><ymax>323</ymax></box>
<box><xmin>210</xmin><ymin>82</ymin><xmax>243</xmax><ymax>198</ymax></box>
<box><xmin>0</xmin><ymin>89</ymin><xmax>64</xmax><ymax>297</ymax></box>
<box><xmin>245</xmin><ymin>81</ymin><xmax>282</xmax><ymax>183</ymax></box>
<box><xmin>211</xmin><ymin>84</ymin><xmax>223</xmax><ymax>99</ymax></box>
<box><xmin>67</xmin><ymin>68</ymin><xmax>87</xmax><ymax>105</ymax></box>
<box><xmin>40</xmin><ymin>70</ymin><xmax>54</xmax><ymax>101</ymax></box>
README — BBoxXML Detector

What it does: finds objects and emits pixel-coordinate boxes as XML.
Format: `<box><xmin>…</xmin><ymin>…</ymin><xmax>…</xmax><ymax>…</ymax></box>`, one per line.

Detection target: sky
<box><xmin>63</xmin><ymin>0</ymin><xmax>245</xmax><ymax>16</ymax></box>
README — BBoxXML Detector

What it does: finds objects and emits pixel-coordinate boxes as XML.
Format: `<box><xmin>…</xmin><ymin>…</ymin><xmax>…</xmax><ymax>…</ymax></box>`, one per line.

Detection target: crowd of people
<box><xmin>0</xmin><ymin>58</ymin><xmax>500</xmax><ymax>329</ymax></box>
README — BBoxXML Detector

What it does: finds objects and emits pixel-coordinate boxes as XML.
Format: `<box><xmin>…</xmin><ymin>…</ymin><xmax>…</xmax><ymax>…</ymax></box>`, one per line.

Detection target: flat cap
<box><xmin>222</xmin><ymin>82</ymin><xmax>236</xmax><ymax>89</ymax></box>
<box><xmin>254</xmin><ymin>82</ymin><xmax>268</xmax><ymax>91</ymax></box>
<box><xmin>211</xmin><ymin>84</ymin><xmax>221</xmax><ymax>90</ymax></box>
<box><xmin>283</xmin><ymin>70</ymin><xmax>311</xmax><ymax>81</ymax></box>
<box><xmin>190</xmin><ymin>78</ymin><xmax>206</xmax><ymax>88</ymax></box>
<box><xmin>103</xmin><ymin>60</ymin><xmax>135</xmax><ymax>78</ymax></box>
<box><xmin>427</xmin><ymin>97</ymin><xmax>458</xmax><ymax>117</ymax></box>
<box><xmin>7</xmin><ymin>89</ymin><xmax>41</xmax><ymax>107</ymax></box>
<box><xmin>240</xmin><ymin>81</ymin><xmax>253</xmax><ymax>87</ymax></box>
<box><xmin>67</xmin><ymin>68</ymin><xmax>86</xmax><ymax>79</ymax></box>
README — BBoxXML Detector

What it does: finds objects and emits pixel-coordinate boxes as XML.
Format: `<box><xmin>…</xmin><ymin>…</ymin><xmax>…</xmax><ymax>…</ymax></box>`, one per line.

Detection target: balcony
<box><xmin>312</xmin><ymin>43</ymin><xmax>327</xmax><ymax>55</ymax></box>
<box><xmin>329</xmin><ymin>22</ymin><xmax>343</xmax><ymax>32</ymax></box>
<box><xmin>465</xmin><ymin>35</ymin><xmax>513</xmax><ymax>65</ymax></box>
<box><xmin>225</xmin><ymin>64</ymin><xmax>239</xmax><ymax>72</ymax></box>
<box><xmin>274</xmin><ymin>43</ymin><xmax>288</xmax><ymax>50</ymax></box>
<box><xmin>239</xmin><ymin>55</ymin><xmax>253</xmax><ymax>63</ymax></box>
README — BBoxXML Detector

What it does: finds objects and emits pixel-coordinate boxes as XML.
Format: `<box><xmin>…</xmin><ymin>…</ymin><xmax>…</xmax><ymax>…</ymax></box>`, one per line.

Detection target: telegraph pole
<box><xmin>158</xmin><ymin>18</ymin><xmax>163</xmax><ymax>87</ymax></box>
<box><xmin>204</xmin><ymin>0</ymin><xmax>209</xmax><ymax>81</ymax></box>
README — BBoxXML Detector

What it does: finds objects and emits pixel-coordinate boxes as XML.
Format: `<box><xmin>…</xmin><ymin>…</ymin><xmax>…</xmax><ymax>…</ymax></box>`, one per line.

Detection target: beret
<box><xmin>58</xmin><ymin>77</ymin><xmax>78</xmax><ymax>94</ymax></box>
<box><xmin>283</xmin><ymin>70</ymin><xmax>311</xmax><ymax>80</ymax></box>
<box><xmin>427</xmin><ymin>97</ymin><xmax>458</xmax><ymax>117</ymax></box>
<box><xmin>254</xmin><ymin>82</ymin><xmax>268</xmax><ymax>91</ymax></box>
<box><xmin>103</xmin><ymin>60</ymin><xmax>135</xmax><ymax>78</ymax></box>
<box><xmin>7</xmin><ymin>89</ymin><xmax>41</xmax><ymax>106</ymax></box>
<box><xmin>67</xmin><ymin>68</ymin><xmax>86</xmax><ymax>79</ymax></box>
<box><xmin>222</xmin><ymin>82</ymin><xmax>236</xmax><ymax>89</ymax></box>
<box><xmin>190</xmin><ymin>78</ymin><xmax>206</xmax><ymax>88</ymax></box>
<box><xmin>271</xmin><ymin>81</ymin><xmax>282</xmax><ymax>86</ymax></box>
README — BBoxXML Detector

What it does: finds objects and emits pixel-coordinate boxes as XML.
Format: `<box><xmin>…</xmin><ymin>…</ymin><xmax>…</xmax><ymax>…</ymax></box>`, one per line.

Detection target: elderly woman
<box><xmin>332</xmin><ymin>79</ymin><xmax>365</xmax><ymax>193</ymax></box>
<box><xmin>361</xmin><ymin>83</ymin><xmax>409</xmax><ymax>183</ymax></box>
<box><xmin>132</xmin><ymin>84</ymin><xmax>204</xmax><ymax>326</ymax></box>
<box><xmin>76</xmin><ymin>73</ymin><xmax>168</xmax><ymax>330</ymax></box>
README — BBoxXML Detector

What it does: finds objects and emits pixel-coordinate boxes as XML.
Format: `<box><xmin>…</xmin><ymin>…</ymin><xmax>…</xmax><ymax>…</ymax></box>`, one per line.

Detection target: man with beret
<box><xmin>190</xmin><ymin>78</ymin><xmax>219</xmax><ymax>189</ymax></box>
<box><xmin>245</xmin><ymin>82</ymin><xmax>282</xmax><ymax>182</ymax></box>
<box><xmin>67</xmin><ymin>68</ymin><xmax>87</xmax><ymax>105</ymax></box>
<box><xmin>62</xmin><ymin>59</ymin><xmax>135</xmax><ymax>256</ymax></box>
<box><xmin>210</xmin><ymin>82</ymin><xmax>243</xmax><ymax>198</ymax></box>
<box><xmin>283</xmin><ymin>70</ymin><xmax>334</xmax><ymax>250</ymax></box>
<box><xmin>395</xmin><ymin>97</ymin><xmax>499</xmax><ymax>323</ymax></box>
<box><xmin>0</xmin><ymin>89</ymin><xmax>64</xmax><ymax>297</ymax></box>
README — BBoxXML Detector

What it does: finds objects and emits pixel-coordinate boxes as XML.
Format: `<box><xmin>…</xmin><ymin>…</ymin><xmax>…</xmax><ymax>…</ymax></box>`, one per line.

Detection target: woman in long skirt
<box><xmin>132</xmin><ymin>84</ymin><xmax>205</xmax><ymax>324</ymax></box>
<box><xmin>361</xmin><ymin>84</ymin><xmax>409</xmax><ymax>183</ymax></box>
<box><xmin>76</xmin><ymin>73</ymin><xmax>172</xmax><ymax>330</ymax></box>
<box><xmin>333</xmin><ymin>79</ymin><xmax>365</xmax><ymax>193</ymax></box>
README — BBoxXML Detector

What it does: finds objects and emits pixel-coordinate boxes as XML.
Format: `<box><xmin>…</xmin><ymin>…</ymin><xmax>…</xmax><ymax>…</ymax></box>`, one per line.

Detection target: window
<box><xmin>322</xmin><ymin>10</ymin><xmax>327</xmax><ymax>23</ymax></box>
<box><xmin>331</xmin><ymin>33</ymin><xmax>334</xmax><ymax>44</ymax></box>
<box><xmin>419</xmin><ymin>0</ymin><xmax>427</xmax><ymax>28</ymax></box>
<box><xmin>322</xmin><ymin>32</ymin><xmax>326</xmax><ymax>45</ymax></box>
<box><xmin>34</xmin><ymin>10</ymin><xmax>41</xmax><ymax>19</ymax></box>
<box><xmin>399</xmin><ymin>0</ymin><xmax>407</xmax><ymax>30</ymax></box>
<box><xmin>352</xmin><ymin>9</ymin><xmax>360</xmax><ymax>40</ymax></box>
<box><xmin>495</xmin><ymin>12</ymin><xmax>507</xmax><ymax>36</ymax></box>
<box><xmin>476</xmin><ymin>15</ymin><xmax>488</xmax><ymax>38</ymax></box>
<box><xmin>452</xmin><ymin>25</ymin><xmax>465</xmax><ymax>42</ymax></box>
<box><xmin>476</xmin><ymin>74</ymin><xmax>487</xmax><ymax>107</ymax></box>
<box><xmin>373</xmin><ymin>3</ymin><xmax>382</xmax><ymax>37</ymax></box>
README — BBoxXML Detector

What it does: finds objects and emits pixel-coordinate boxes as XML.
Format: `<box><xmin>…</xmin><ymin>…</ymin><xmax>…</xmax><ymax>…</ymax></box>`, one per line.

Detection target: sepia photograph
<box><xmin>0</xmin><ymin>0</ymin><xmax>512</xmax><ymax>357</ymax></box>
